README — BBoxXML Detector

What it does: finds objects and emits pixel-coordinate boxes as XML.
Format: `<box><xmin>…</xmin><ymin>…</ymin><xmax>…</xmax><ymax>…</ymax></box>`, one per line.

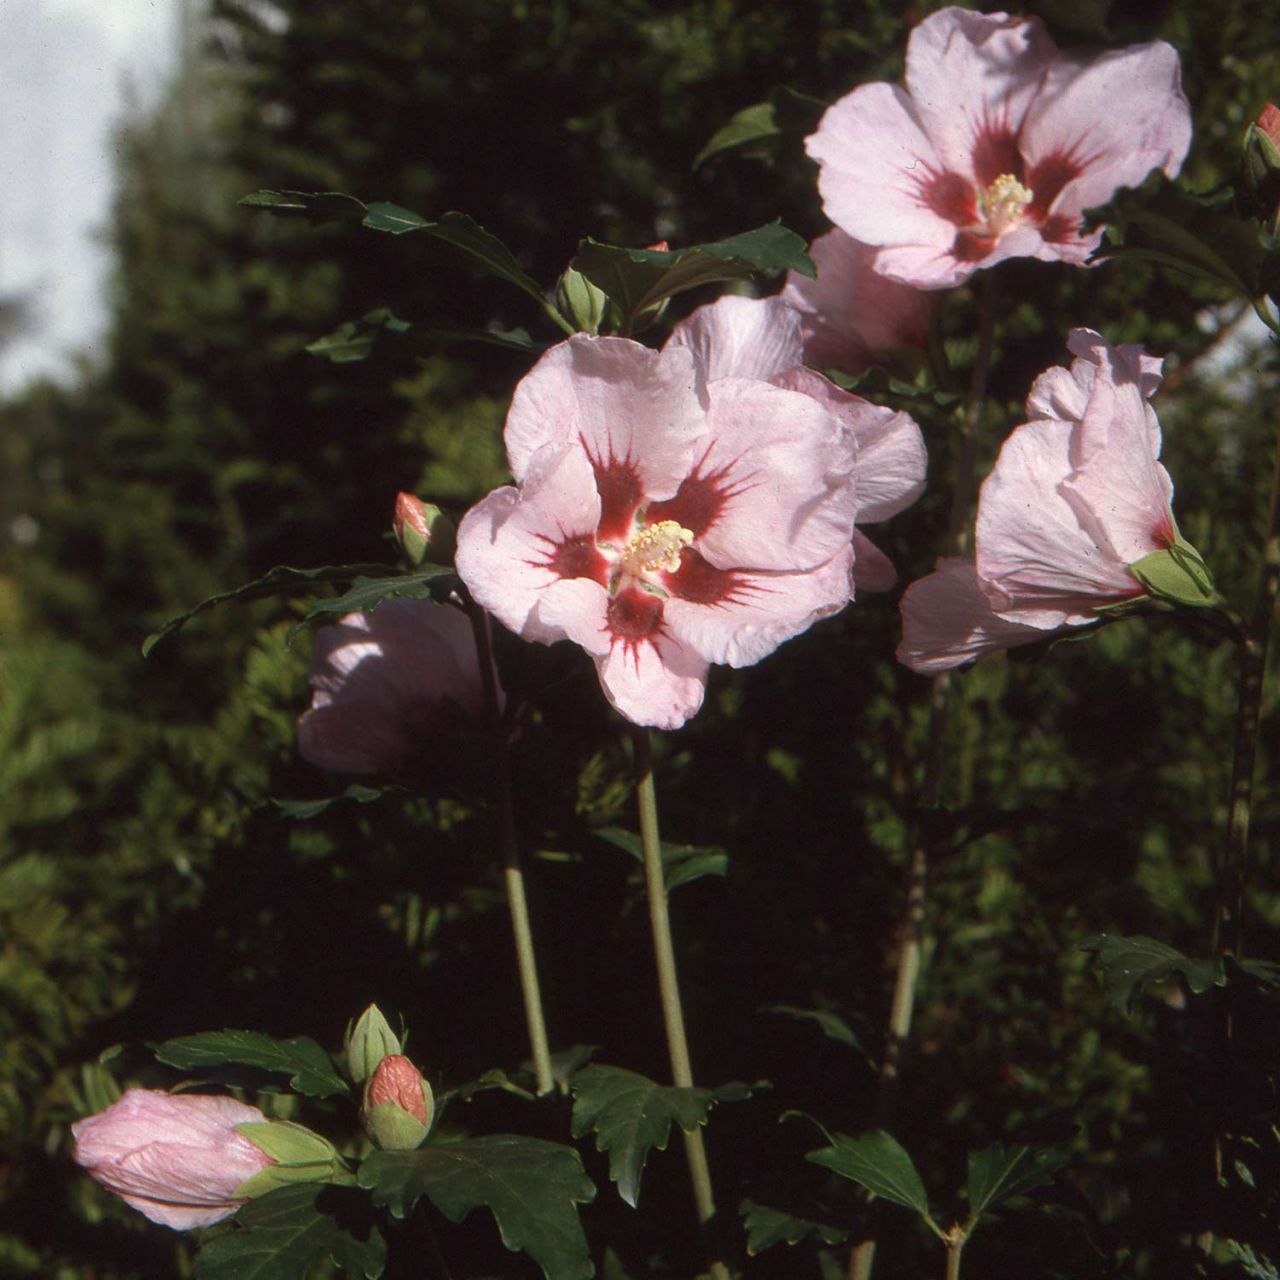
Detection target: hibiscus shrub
<box><xmin>9</xmin><ymin>1</ymin><xmax>1280</xmax><ymax>1279</ymax></box>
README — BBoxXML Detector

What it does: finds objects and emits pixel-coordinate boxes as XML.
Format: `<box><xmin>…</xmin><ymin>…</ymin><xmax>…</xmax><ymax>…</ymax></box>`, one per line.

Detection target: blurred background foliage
<box><xmin>2</xmin><ymin>0</ymin><xmax>1280</xmax><ymax>1276</ymax></box>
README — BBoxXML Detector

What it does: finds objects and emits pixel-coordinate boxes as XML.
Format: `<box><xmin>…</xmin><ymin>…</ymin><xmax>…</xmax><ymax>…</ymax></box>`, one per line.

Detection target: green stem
<box><xmin>633</xmin><ymin>728</ymin><xmax>730</xmax><ymax>1280</ymax></box>
<box><xmin>1214</xmin><ymin>405</ymin><xmax>1280</xmax><ymax>958</ymax></box>
<box><xmin>944</xmin><ymin>1238</ymin><xmax>965</xmax><ymax>1280</ymax></box>
<box><xmin>850</xmin><ymin>274</ymin><xmax>998</xmax><ymax>1280</ymax></box>
<box><xmin>467</xmin><ymin>604</ymin><xmax>555</xmax><ymax>1096</ymax></box>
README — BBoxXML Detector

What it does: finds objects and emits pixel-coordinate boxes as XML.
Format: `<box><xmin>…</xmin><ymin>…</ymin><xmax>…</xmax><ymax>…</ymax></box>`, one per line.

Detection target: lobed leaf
<box><xmin>359</xmin><ymin>1136</ymin><xmax>595</xmax><ymax>1280</ymax></box>
<box><xmin>739</xmin><ymin>1200</ymin><xmax>849</xmax><ymax>1255</ymax></box>
<box><xmin>806</xmin><ymin>1130</ymin><xmax>930</xmax><ymax>1217</ymax></box>
<box><xmin>306</xmin><ymin>307</ymin><xmax>540</xmax><ymax>363</ymax></box>
<box><xmin>965</xmin><ymin>1144</ymin><xmax>1067</xmax><ymax>1225</ymax></box>
<box><xmin>285</xmin><ymin>566</ymin><xmax>459</xmax><ymax>640</ymax></box>
<box><xmin>1082</xmin><ymin>933</ymin><xmax>1225</xmax><ymax>1014</ymax></box>
<box><xmin>152</xmin><ymin>1030</ymin><xmax>350</xmax><ymax>1099</ymax></box>
<box><xmin>194</xmin><ymin>1184</ymin><xmax>384</xmax><ymax>1280</ymax></box>
<box><xmin>569</xmin><ymin>1064</ymin><xmax>716</xmax><ymax>1206</ymax></box>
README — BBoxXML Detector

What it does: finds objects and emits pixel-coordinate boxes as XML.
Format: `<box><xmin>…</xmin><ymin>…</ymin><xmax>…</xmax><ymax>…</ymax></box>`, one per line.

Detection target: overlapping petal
<box><xmin>898</xmin><ymin>557</ymin><xmax>1051</xmax><ymax>673</ymax></box>
<box><xmin>298</xmin><ymin>599</ymin><xmax>490</xmax><ymax>774</ymax></box>
<box><xmin>781</xmin><ymin>229</ymin><xmax>931</xmax><ymax>373</ymax></box>
<box><xmin>666</xmin><ymin>294</ymin><xmax>803</xmax><ymax>381</ymax></box>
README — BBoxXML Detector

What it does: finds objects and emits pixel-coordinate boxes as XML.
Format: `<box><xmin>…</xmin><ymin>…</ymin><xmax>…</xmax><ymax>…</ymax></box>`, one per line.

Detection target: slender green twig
<box><xmin>1214</xmin><ymin>406</ymin><xmax>1280</xmax><ymax>959</ymax></box>
<box><xmin>467</xmin><ymin>603</ymin><xmax>555</xmax><ymax>1096</ymax></box>
<box><xmin>851</xmin><ymin>274</ymin><xmax>998</xmax><ymax>1280</ymax></box>
<box><xmin>633</xmin><ymin>728</ymin><xmax>730</xmax><ymax>1280</ymax></box>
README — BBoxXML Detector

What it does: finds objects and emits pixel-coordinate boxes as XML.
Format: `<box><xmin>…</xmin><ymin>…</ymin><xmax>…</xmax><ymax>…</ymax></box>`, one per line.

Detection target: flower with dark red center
<box><xmin>805</xmin><ymin>7</ymin><xmax>1192</xmax><ymax>289</ymax></box>
<box><xmin>455</xmin><ymin>335</ymin><xmax>859</xmax><ymax>729</ymax></box>
<box><xmin>898</xmin><ymin>329</ymin><xmax>1212</xmax><ymax>672</ymax></box>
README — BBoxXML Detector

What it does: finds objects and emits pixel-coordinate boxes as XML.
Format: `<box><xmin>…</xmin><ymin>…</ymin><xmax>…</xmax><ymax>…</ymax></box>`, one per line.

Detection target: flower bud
<box><xmin>362</xmin><ymin>1054</ymin><xmax>435</xmax><ymax>1151</ymax></box>
<box><xmin>346</xmin><ymin>1003</ymin><xmax>402</xmax><ymax>1084</ymax></box>
<box><xmin>72</xmin><ymin>1090</ymin><xmax>276</xmax><ymax>1230</ymax></box>
<box><xmin>555</xmin><ymin>266</ymin><xmax>610</xmax><ymax>335</ymax></box>
<box><xmin>393</xmin><ymin>493</ymin><xmax>455</xmax><ymax>567</ymax></box>
<box><xmin>1243</xmin><ymin>104</ymin><xmax>1280</xmax><ymax>232</ymax></box>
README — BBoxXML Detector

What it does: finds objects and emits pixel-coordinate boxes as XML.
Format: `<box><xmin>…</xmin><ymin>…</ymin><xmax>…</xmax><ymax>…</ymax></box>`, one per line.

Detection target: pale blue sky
<box><xmin>0</xmin><ymin>0</ymin><xmax>179</xmax><ymax>392</ymax></box>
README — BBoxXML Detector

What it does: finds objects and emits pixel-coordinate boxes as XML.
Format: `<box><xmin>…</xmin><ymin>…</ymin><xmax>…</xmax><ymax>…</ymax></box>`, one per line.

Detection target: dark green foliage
<box><xmin>359</xmin><ymin>1137</ymin><xmax>596</xmax><ymax>1280</ymax></box>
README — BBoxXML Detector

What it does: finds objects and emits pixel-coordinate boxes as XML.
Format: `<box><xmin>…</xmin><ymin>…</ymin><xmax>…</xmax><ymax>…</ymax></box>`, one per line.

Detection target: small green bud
<box><xmin>555</xmin><ymin>267</ymin><xmax>609</xmax><ymax>335</ymax></box>
<box><xmin>1128</xmin><ymin>538</ymin><xmax>1220</xmax><ymax>609</ymax></box>
<box><xmin>393</xmin><ymin>493</ymin><xmax>455</xmax><ymax>567</ymax></box>
<box><xmin>362</xmin><ymin>1054</ymin><xmax>435</xmax><ymax>1151</ymax></box>
<box><xmin>346</xmin><ymin>1003</ymin><xmax>402</xmax><ymax>1084</ymax></box>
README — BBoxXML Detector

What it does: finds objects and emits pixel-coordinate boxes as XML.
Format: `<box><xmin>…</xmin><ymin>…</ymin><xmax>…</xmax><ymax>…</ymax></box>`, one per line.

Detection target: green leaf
<box><xmin>359</xmin><ymin>1136</ymin><xmax>595</xmax><ymax>1280</ymax></box>
<box><xmin>594</xmin><ymin>826</ymin><xmax>728</xmax><ymax>891</ymax></box>
<box><xmin>285</xmin><ymin>567</ymin><xmax>459</xmax><ymax>640</ymax></box>
<box><xmin>238</xmin><ymin>189</ymin><xmax>368</xmax><ymax>225</ymax></box>
<box><xmin>806</xmin><ymin>1131</ymin><xmax>931</xmax><ymax>1217</ymax></box>
<box><xmin>569</xmin><ymin>1064</ymin><xmax>716</xmax><ymax>1207</ymax></box>
<box><xmin>194</xmin><ymin>1184</ymin><xmax>384</xmax><ymax>1280</ymax></box>
<box><xmin>965</xmin><ymin>1145</ymin><xmax>1067</xmax><ymax>1225</ymax></box>
<box><xmin>306</xmin><ymin>307</ymin><xmax>541</xmax><ymax>363</ymax></box>
<box><xmin>571</xmin><ymin>222</ymin><xmax>814</xmax><ymax>333</ymax></box>
<box><xmin>1082</xmin><ymin>934</ymin><xmax>1226</xmax><ymax>1014</ymax></box>
<box><xmin>364</xmin><ymin>205</ymin><xmax>548</xmax><ymax>305</ymax></box>
<box><xmin>1087</xmin><ymin>175</ymin><xmax>1270</xmax><ymax>300</ymax></box>
<box><xmin>244</xmin><ymin>189</ymin><xmax>549</xmax><ymax>310</ymax></box>
<box><xmin>692</xmin><ymin>87</ymin><xmax>826</xmax><ymax>169</ymax></box>
<box><xmin>765</xmin><ymin>1005</ymin><xmax>871</xmax><ymax>1060</ymax></box>
<box><xmin>271</xmin><ymin>784</ymin><xmax>397</xmax><ymax>821</ymax></box>
<box><xmin>152</xmin><ymin>1031</ymin><xmax>350</xmax><ymax>1099</ymax></box>
<box><xmin>693</xmin><ymin>102</ymin><xmax>781</xmax><ymax>168</ymax></box>
<box><xmin>740</xmin><ymin>1200</ymin><xmax>849</xmax><ymax>1255</ymax></box>
<box><xmin>141</xmin><ymin>562</ymin><xmax>397</xmax><ymax>655</ymax></box>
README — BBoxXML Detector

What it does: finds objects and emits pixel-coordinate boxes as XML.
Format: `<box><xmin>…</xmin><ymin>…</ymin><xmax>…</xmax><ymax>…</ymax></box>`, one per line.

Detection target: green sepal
<box><xmin>232</xmin><ymin>1123</ymin><xmax>353</xmax><ymax>1198</ymax></box>
<box><xmin>346</xmin><ymin>1005</ymin><xmax>402</xmax><ymax>1084</ymax></box>
<box><xmin>363</xmin><ymin>1101</ymin><xmax>431</xmax><ymax>1152</ymax></box>
<box><xmin>1128</xmin><ymin>538</ymin><xmax>1220</xmax><ymax>608</ymax></box>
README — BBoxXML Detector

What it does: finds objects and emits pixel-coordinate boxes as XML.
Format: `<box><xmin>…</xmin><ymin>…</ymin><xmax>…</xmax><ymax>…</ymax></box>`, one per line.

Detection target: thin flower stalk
<box><xmin>851</xmin><ymin>277</ymin><xmax>996</xmax><ymax>1280</ymax></box>
<box><xmin>633</xmin><ymin>729</ymin><xmax>730</xmax><ymax>1280</ymax></box>
<box><xmin>468</xmin><ymin>604</ymin><xmax>555</xmax><ymax>1096</ymax></box>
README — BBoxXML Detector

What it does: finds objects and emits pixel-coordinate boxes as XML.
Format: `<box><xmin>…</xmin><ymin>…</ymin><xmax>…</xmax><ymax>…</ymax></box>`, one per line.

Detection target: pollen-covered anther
<box><xmin>621</xmin><ymin>519</ymin><xmax>695</xmax><ymax>576</ymax></box>
<box><xmin>978</xmin><ymin>173</ymin><xmax>1033</xmax><ymax>237</ymax></box>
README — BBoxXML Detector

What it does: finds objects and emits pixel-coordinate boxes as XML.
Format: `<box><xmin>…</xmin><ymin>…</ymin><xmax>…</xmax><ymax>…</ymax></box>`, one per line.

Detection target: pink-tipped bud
<box><xmin>645</xmin><ymin>240</ymin><xmax>670</xmax><ymax>252</ymax></box>
<box><xmin>1244</xmin><ymin>103</ymin><xmax>1280</xmax><ymax>229</ymax></box>
<box><xmin>362</xmin><ymin>1055</ymin><xmax>434</xmax><ymax>1150</ymax></box>
<box><xmin>393</xmin><ymin>493</ymin><xmax>455</xmax><ymax>567</ymax></box>
<box><xmin>1259</xmin><ymin>103</ymin><xmax>1280</xmax><ymax>148</ymax></box>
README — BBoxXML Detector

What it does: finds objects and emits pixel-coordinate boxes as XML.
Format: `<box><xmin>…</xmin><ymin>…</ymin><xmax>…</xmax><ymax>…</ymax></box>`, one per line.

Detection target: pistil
<box><xmin>978</xmin><ymin>172</ymin><xmax>1033</xmax><ymax>237</ymax></box>
<box><xmin>621</xmin><ymin>519</ymin><xmax>695</xmax><ymax>576</ymax></box>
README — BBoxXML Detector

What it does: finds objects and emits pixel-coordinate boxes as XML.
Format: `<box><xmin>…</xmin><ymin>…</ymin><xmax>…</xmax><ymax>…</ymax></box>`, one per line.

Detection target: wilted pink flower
<box><xmin>456</xmin><ymin>334</ymin><xmax>859</xmax><ymax>729</ymax></box>
<box><xmin>666</xmin><ymin>294</ymin><xmax>927</xmax><ymax>592</ymax></box>
<box><xmin>72</xmin><ymin>1090</ymin><xmax>273</xmax><ymax>1230</ymax></box>
<box><xmin>361</xmin><ymin>1054</ymin><xmax>435</xmax><ymax>1151</ymax></box>
<box><xmin>806</xmin><ymin>7</ymin><xmax>1192</xmax><ymax>288</ymax></box>
<box><xmin>298</xmin><ymin>599</ymin><xmax>490</xmax><ymax>773</ymax></box>
<box><xmin>898</xmin><ymin>328</ymin><xmax>1208</xmax><ymax>672</ymax></box>
<box><xmin>780</xmin><ymin>228</ymin><xmax>932</xmax><ymax>372</ymax></box>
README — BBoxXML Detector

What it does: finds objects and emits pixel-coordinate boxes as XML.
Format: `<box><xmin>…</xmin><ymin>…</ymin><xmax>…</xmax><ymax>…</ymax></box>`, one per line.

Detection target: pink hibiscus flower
<box><xmin>298</xmin><ymin>599</ymin><xmax>490</xmax><ymax>774</ymax></box>
<box><xmin>780</xmin><ymin>228</ymin><xmax>932</xmax><ymax>373</ymax></box>
<box><xmin>898</xmin><ymin>328</ymin><xmax>1212</xmax><ymax>672</ymax></box>
<box><xmin>806</xmin><ymin>7</ymin><xmax>1192</xmax><ymax>289</ymax></box>
<box><xmin>455</xmin><ymin>334</ymin><xmax>860</xmax><ymax>729</ymax></box>
<box><xmin>665</xmin><ymin>293</ymin><xmax>927</xmax><ymax>591</ymax></box>
<box><xmin>72</xmin><ymin>1090</ymin><xmax>274</xmax><ymax>1230</ymax></box>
